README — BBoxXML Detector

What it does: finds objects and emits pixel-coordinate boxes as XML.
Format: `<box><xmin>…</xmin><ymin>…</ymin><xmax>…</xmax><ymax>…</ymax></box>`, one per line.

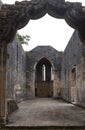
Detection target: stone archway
<box><xmin>35</xmin><ymin>57</ymin><xmax>53</xmax><ymax>97</ymax></box>
<box><xmin>0</xmin><ymin>0</ymin><xmax>85</xmax><ymax>125</ymax></box>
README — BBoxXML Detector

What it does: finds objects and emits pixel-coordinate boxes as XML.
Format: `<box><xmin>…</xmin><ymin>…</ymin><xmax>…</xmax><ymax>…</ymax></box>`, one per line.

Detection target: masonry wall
<box><xmin>77</xmin><ymin>42</ymin><xmax>85</xmax><ymax>107</ymax></box>
<box><xmin>26</xmin><ymin>46</ymin><xmax>62</xmax><ymax>98</ymax></box>
<box><xmin>61</xmin><ymin>31</ymin><xmax>85</xmax><ymax>107</ymax></box>
<box><xmin>7</xmin><ymin>37</ymin><xmax>26</xmax><ymax>102</ymax></box>
<box><xmin>0</xmin><ymin>0</ymin><xmax>2</xmax><ymax>9</ymax></box>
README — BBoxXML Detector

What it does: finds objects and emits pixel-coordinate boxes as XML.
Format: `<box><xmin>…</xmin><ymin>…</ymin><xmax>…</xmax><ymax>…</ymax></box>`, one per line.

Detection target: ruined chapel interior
<box><xmin>1</xmin><ymin>0</ymin><xmax>85</xmax><ymax>126</ymax></box>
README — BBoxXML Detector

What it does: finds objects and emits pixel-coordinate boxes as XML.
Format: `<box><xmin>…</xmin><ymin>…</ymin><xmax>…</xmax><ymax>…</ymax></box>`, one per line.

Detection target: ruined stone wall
<box><xmin>26</xmin><ymin>46</ymin><xmax>62</xmax><ymax>98</ymax></box>
<box><xmin>61</xmin><ymin>31</ymin><xmax>80</xmax><ymax>101</ymax></box>
<box><xmin>77</xmin><ymin>43</ymin><xmax>85</xmax><ymax>107</ymax></box>
<box><xmin>7</xmin><ymin>37</ymin><xmax>26</xmax><ymax>102</ymax></box>
<box><xmin>0</xmin><ymin>0</ymin><xmax>2</xmax><ymax>9</ymax></box>
<box><xmin>61</xmin><ymin>31</ymin><xmax>85</xmax><ymax>107</ymax></box>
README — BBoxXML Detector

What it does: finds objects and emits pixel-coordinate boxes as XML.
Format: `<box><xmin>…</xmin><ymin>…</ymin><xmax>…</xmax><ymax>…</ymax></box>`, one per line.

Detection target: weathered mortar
<box><xmin>61</xmin><ymin>31</ymin><xmax>81</xmax><ymax>101</ymax></box>
<box><xmin>7</xmin><ymin>37</ymin><xmax>26</xmax><ymax>102</ymax></box>
<box><xmin>61</xmin><ymin>31</ymin><xmax>85</xmax><ymax>107</ymax></box>
<box><xmin>26</xmin><ymin>46</ymin><xmax>63</xmax><ymax>98</ymax></box>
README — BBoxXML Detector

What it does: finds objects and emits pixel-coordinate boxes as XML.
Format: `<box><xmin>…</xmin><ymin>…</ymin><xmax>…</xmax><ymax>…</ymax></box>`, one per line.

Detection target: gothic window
<box><xmin>36</xmin><ymin>58</ymin><xmax>53</xmax><ymax>82</ymax></box>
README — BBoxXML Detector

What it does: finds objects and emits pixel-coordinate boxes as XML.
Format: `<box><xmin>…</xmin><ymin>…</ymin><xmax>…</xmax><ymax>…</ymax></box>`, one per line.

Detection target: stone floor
<box><xmin>7</xmin><ymin>98</ymin><xmax>85</xmax><ymax>126</ymax></box>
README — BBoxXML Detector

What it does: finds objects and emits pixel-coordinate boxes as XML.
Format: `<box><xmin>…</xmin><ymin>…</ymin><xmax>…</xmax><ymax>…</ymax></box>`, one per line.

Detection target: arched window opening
<box><xmin>42</xmin><ymin>64</ymin><xmax>46</xmax><ymax>81</ymax></box>
<box><xmin>51</xmin><ymin>67</ymin><xmax>54</xmax><ymax>81</ymax></box>
<box><xmin>35</xmin><ymin>58</ymin><xmax>53</xmax><ymax>97</ymax></box>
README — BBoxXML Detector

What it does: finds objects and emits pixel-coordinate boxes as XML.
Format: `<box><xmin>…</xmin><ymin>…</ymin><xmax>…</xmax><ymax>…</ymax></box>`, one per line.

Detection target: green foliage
<box><xmin>25</xmin><ymin>51</ymin><xmax>29</xmax><ymax>56</ymax></box>
<box><xmin>17</xmin><ymin>33</ymin><xmax>30</xmax><ymax>45</ymax></box>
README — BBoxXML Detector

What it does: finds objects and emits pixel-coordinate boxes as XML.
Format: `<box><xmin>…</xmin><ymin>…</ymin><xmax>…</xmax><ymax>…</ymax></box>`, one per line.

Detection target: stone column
<box><xmin>0</xmin><ymin>44</ymin><xmax>8</xmax><ymax>125</ymax></box>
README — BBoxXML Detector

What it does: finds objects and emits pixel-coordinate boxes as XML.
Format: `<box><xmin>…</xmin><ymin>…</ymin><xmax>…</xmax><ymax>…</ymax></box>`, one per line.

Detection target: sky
<box><xmin>2</xmin><ymin>0</ymin><xmax>85</xmax><ymax>51</ymax></box>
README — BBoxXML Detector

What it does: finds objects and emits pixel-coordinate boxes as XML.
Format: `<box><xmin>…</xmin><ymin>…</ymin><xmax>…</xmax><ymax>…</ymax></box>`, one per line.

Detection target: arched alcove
<box><xmin>35</xmin><ymin>57</ymin><xmax>53</xmax><ymax>97</ymax></box>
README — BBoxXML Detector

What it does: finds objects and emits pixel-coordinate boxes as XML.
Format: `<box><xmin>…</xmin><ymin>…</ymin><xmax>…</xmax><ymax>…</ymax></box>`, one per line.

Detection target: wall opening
<box><xmin>35</xmin><ymin>57</ymin><xmax>53</xmax><ymax>97</ymax></box>
<box><xmin>71</xmin><ymin>66</ymin><xmax>77</xmax><ymax>103</ymax></box>
<box><xmin>42</xmin><ymin>64</ymin><xmax>46</xmax><ymax>81</ymax></box>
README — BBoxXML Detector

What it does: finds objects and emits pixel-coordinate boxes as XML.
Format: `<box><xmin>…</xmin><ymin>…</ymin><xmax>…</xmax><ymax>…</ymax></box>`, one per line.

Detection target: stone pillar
<box><xmin>53</xmin><ymin>70</ymin><xmax>61</xmax><ymax>98</ymax></box>
<box><xmin>0</xmin><ymin>44</ymin><xmax>8</xmax><ymax>125</ymax></box>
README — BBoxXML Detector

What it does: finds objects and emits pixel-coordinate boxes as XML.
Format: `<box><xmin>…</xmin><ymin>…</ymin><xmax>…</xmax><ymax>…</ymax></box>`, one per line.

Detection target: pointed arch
<box><xmin>34</xmin><ymin>56</ymin><xmax>54</xmax><ymax>71</ymax></box>
<box><xmin>35</xmin><ymin>57</ymin><xmax>54</xmax><ymax>97</ymax></box>
<box><xmin>35</xmin><ymin>57</ymin><xmax>54</xmax><ymax>82</ymax></box>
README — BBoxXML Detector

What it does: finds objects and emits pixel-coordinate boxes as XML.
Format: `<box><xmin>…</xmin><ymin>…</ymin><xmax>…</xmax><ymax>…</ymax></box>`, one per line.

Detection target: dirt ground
<box><xmin>7</xmin><ymin>98</ymin><xmax>85</xmax><ymax>126</ymax></box>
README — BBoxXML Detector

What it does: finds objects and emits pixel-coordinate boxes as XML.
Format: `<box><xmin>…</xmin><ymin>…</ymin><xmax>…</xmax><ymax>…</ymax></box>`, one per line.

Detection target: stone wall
<box><xmin>61</xmin><ymin>31</ymin><xmax>85</xmax><ymax>107</ymax></box>
<box><xmin>77</xmin><ymin>43</ymin><xmax>85</xmax><ymax>107</ymax></box>
<box><xmin>26</xmin><ymin>46</ymin><xmax>62</xmax><ymax>98</ymax></box>
<box><xmin>0</xmin><ymin>0</ymin><xmax>2</xmax><ymax>9</ymax></box>
<box><xmin>7</xmin><ymin>37</ymin><xmax>26</xmax><ymax>102</ymax></box>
